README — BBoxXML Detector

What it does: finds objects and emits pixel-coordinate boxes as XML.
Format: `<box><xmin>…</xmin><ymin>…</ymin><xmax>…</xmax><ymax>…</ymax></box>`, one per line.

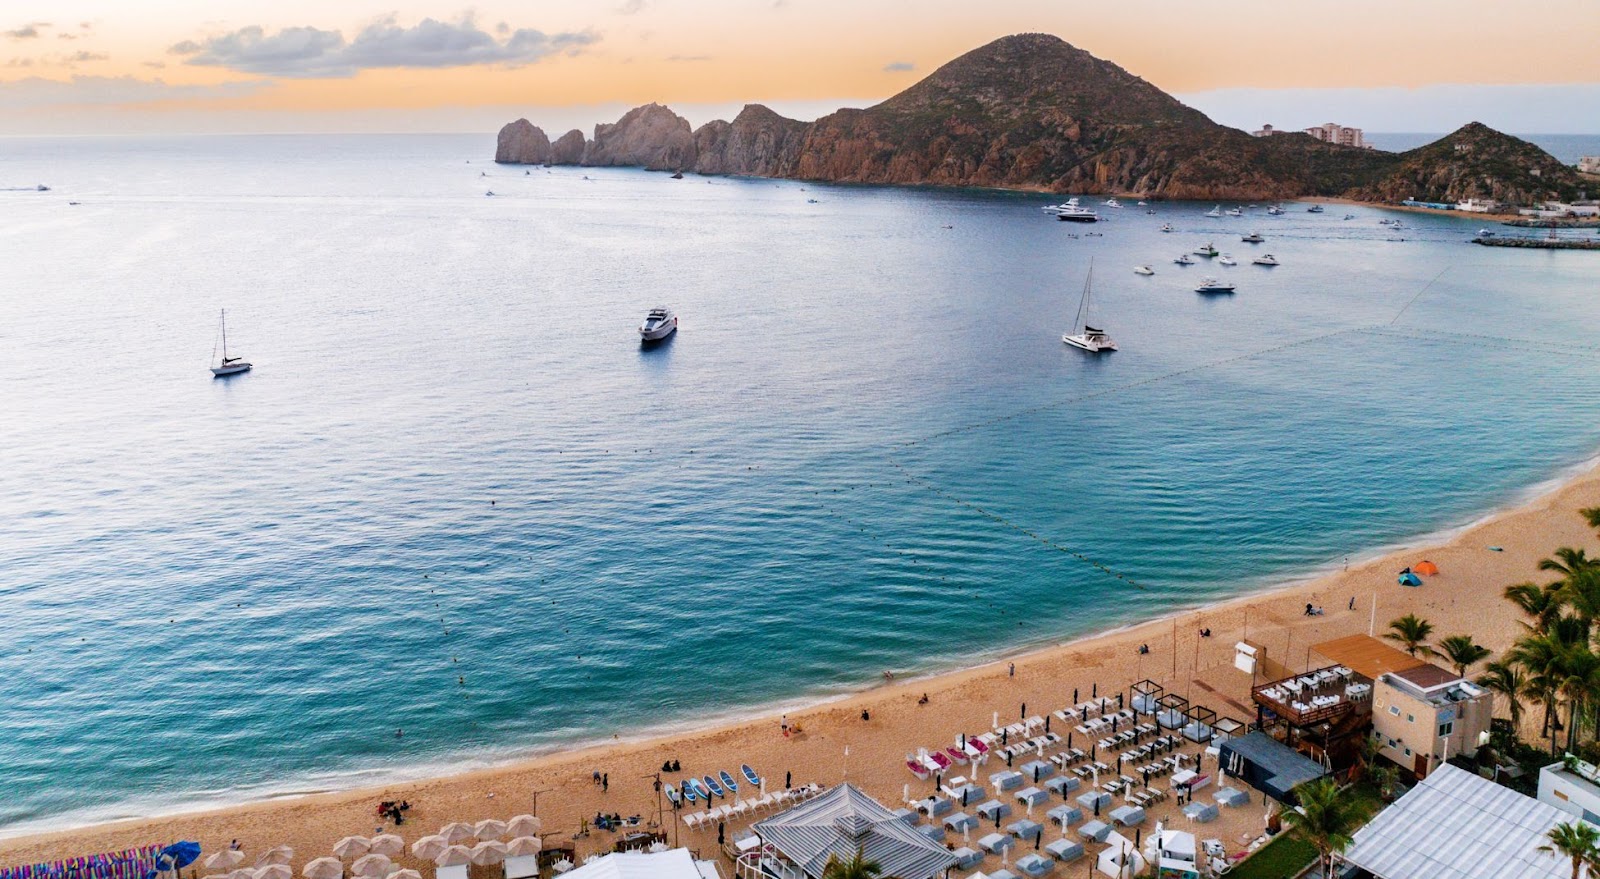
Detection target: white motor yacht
<box><xmin>1218</xmin><ymin>254</ymin><xmax>1237</xmax><ymax>266</ymax></box>
<box><xmin>639</xmin><ymin>307</ymin><xmax>678</xmax><ymax>341</ymax></box>
<box><xmin>1266</xmin><ymin>205</ymin><xmax>1285</xmax><ymax>216</ymax></box>
<box><xmin>1174</xmin><ymin>254</ymin><xmax>1195</xmax><ymax>265</ymax></box>
<box><xmin>1225</xmin><ymin>207</ymin><xmax>1243</xmax><ymax>217</ymax></box>
<box><xmin>1062</xmin><ymin>259</ymin><xmax>1117</xmax><ymax>353</ymax></box>
<box><xmin>1193</xmin><ymin>242</ymin><xmax>1219</xmax><ymax>258</ymax></box>
<box><xmin>1104</xmin><ymin>198</ymin><xmax>1123</xmax><ymax>208</ymax></box>
<box><xmin>1195</xmin><ymin>278</ymin><xmax>1236</xmax><ymax>294</ymax></box>
<box><xmin>209</xmin><ymin>309</ymin><xmax>252</xmax><ymax>377</ymax></box>
<box><xmin>1053</xmin><ymin>204</ymin><xmax>1100</xmax><ymax>223</ymax></box>
<box><xmin>1252</xmin><ymin>254</ymin><xmax>1280</xmax><ymax>266</ymax></box>
<box><xmin>1134</xmin><ymin>265</ymin><xmax>1155</xmax><ymax>276</ymax></box>
<box><xmin>1241</xmin><ymin>231</ymin><xmax>1265</xmax><ymax>243</ymax></box>
<box><xmin>1160</xmin><ymin>223</ymin><xmax>1174</xmax><ymax>233</ymax></box>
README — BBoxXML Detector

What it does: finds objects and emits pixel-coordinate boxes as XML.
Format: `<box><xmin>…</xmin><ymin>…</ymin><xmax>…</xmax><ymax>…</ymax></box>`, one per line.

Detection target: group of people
<box><xmin>589</xmin><ymin>812</ymin><xmax>639</xmax><ymax>832</ymax></box>
<box><xmin>1304</xmin><ymin>603</ymin><xmax>1325</xmax><ymax>616</ymax></box>
<box><xmin>377</xmin><ymin>800</ymin><xmax>411</xmax><ymax>824</ymax></box>
<box><xmin>659</xmin><ymin>759</ymin><xmax>682</xmax><ymax>772</ymax></box>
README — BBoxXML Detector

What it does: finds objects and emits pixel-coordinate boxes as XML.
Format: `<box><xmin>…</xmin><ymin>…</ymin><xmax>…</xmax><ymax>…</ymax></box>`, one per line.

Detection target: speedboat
<box><xmin>1193</xmin><ymin>242</ymin><xmax>1219</xmax><ymax>257</ymax></box>
<box><xmin>1218</xmin><ymin>254</ymin><xmax>1236</xmax><ymax>266</ymax></box>
<box><xmin>639</xmin><ymin>307</ymin><xmax>678</xmax><ymax>342</ymax></box>
<box><xmin>1104</xmin><ymin>198</ymin><xmax>1122</xmax><ymax>208</ymax></box>
<box><xmin>1343</xmin><ymin>214</ymin><xmax>1355</xmax><ymax>220</ymax></box>
<box><xmin>1266</xmin><ymin>205</ymin><xmax>1284</xmax><ymax>216</ymax></box>
<box><xmin>1136</xmin><ymin>200</ymin><xmax>1148</xmax><ymax>206</ymax></box>
<box><xmin>1241</xmin><ymin>232</ymin><xmax>1265</xmax><ymax>243</ymax></box>
<box><xmin>1307</xmin><ymin>204</ymin><xmax>1324</xmax><ymax>213</ymax></box>
<box><xmin>1062</xmin><ymin>259</ymin><xmax>1117</xmax><ymax>353</ymax></box>
<box><xmin>209</xmin><ymin>309</ymin><xmax>252</xmax><ymax>377</ymax></box>
<box><xmin>1160</xmin><ymin>223</ymin><xmax>1174</xmax><ymax>233</ymax></box>
<box><xmin>1133</xmin><ymin>265</ymin><xmax>1154</xmax><ymax>276</ymax></box>
<box><xmin>1204</xmin><ymin>205</ymin><xmax>1222</xmax><ymax>218</ymax></box>
<box><xmin>1252</xmin><ymin>254</ymin><xmax>1279</xmax><ymax>266</ymax></box>
<box><xmin>1195</xmin><ymin>278</ymin><xmax>1235</xmax><ymax>294</ymax></box>
<box><xmin>1477</xmin><ymin>229</ymin><xmax>1496</xmax><ymax>237</ymax></box>
<box><xmin>1225</xmin><ymin>207</ymin><xmax>1243</xmax><ymax>217</ymax></box>
<box><xmin>1174</xmin><ymin>254</ymin><xmax>1194</xmax><ymax>265</ymax></box>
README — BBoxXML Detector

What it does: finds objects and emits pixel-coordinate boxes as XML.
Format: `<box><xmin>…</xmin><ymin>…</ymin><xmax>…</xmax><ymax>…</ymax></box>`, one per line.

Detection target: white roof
<box><xmin>561</xmin><ymin>849</ymin><xmax>703</xmax><ymax>879</ymax></box>
<box><xmin>753</xmin><ymin>783</ymin><xmax>958</xmax><ymax>879</ymax></box>
<box><xmin>1341</xmin><ymin>763</ymin><xmax>1572</xmax><ymax>879</ymax></box>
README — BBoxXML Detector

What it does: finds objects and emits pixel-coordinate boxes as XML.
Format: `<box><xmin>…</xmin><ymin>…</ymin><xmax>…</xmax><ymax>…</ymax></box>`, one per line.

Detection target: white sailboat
<box><xmin>1204</xmin><ymin>205</ymin><xmax>1222</xmax><ymax>218</ymax></box>
<box><xmin>1062</xmin><ymin>259</ymin><xmax>1117</xmax><ymax>353</ymax></box>
<box><xmin>209</xmin><ymin>309</ymin><xmax>252</xmax><ymax>377</ymax></box>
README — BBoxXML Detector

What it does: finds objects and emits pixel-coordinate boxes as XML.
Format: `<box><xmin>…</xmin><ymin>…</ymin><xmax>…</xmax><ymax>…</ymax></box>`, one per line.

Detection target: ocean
<box><xmin>4</xmin><ymin>133</ymin><xmax>1600</xmax><ymax>836</ymax></box>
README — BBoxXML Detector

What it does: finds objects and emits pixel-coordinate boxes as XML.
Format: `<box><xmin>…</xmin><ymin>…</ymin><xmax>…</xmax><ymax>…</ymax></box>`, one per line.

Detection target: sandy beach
<box><xmin>8</xmin><ymin>459</ymin><xmax>1599</xmax><ymax>872</ymax></box>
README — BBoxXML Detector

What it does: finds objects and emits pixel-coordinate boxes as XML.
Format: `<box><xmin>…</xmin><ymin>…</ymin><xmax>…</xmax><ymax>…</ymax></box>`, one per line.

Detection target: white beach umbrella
<box><xmin>506</xmin><ymin>815</ymin><xmax>542</xmax><ymax>838</ymax></box>
<box><xmin>255</xmin><ymin>848</ymin><xmax>294</xmax><ymax>869</ymax></box>
<box><xmin>350</xmin><ymin>854</ymin><xmax>392</xmax><ymax>878</ymax></box>
<box><xmin>205</xmin><ymin>852</ymin><xmax>245</xmax><ymax>871</ymax></box>
<box><xmin>438</xmin><ymin>823</ymin><xmax>474</xmax><ymax>844</ymax></box>
<box><xmin>473</xmin><ymin>819</ymin><xmax>507</xmax><ymax>840</ymax></box>
<box><xmin>469</xmin><ymin>842</ymin><xmax>507</xmax><ymax>866</ymax></box>
<box><xmin>366</xmin><ymin>835</ymin><xmax>404</xmax><ymax>858</ymax></box>
<box><xmin>302</xmin><ymin>858</ymin><xmax>343</xmax><ymax>879</ymax></box>
<box><xmin>505</xmin><ymin>838</ymin><xmax>542</xmax><ymax>858</ymax></box>
<box><xmin>384</xmin><ymin>871</ymin><xmax>422</xmax><ymax>879</ymax></box>
<box><xmin>331</xmin><ymin>837</ymin><xmax>370</xmax><ymax>860</ymax></box>
<box><xmin>409</xmin><ymin>836</ymin><xmax>447</xmax><ymax>861</ymax></box>
<box><xmin>647</xmin><ymin>842</ymin><xmax>668</xmax><ymax>854</ymax></box>
<box><xmin>255</xmin><ymin>864</ymin><xmax>293</xmax><ymax>879</ymax></box>
<box><xmin>226</xmin><ymin>868</ymin><xmax>256</xmax><ymax>879</ymax></box>
<box><xmin>434</xmin><ymin>846</ymin><xmax>473</xmax><ymax>868</ymax></box>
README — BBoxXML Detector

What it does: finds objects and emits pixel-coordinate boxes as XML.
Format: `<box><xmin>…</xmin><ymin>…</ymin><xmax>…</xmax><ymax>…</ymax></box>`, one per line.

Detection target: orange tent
<box><xmin>1414</xmin><ymin>560</ymin><xmax>1440</xmax><ymax>576</ymax></box>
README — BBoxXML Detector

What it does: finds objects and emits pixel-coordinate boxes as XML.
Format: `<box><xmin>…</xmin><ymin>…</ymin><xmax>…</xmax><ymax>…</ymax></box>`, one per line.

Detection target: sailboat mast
<box><xmin>1072</xmin><ymin>258</ymin><xmax>1094</xmax><ymax>333</ymax></box>
<box><xmin>219</xmin><ymin>309</ymin><xmax>228</xmax><ymax>359</ymax></box>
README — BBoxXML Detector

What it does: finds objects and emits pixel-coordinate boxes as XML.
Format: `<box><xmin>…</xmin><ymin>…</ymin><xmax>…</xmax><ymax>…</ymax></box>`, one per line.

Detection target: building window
<box><xmin>1404</xmin><ymin>747</ymin><xmax>1412</xmax><ymax>756</ymax></box>
<box><xmin>1389</xmin><ymin>706</ymin><xmax>1400</xmax><ymax>716</ymax></box>
<box><xmin>1406</xmin><ymin>714</ymin><xmax>1415</xmax><ymax>723</ymax></box>
<box><xmin>1438</xmin><ymin>721</ymin><xmax>1453</xmax><ymax>737</ymax></box>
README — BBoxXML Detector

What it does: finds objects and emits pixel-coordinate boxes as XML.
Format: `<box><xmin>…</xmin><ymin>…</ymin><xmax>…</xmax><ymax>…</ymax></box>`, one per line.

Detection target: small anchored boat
<box><xmin>1195</xmin><ymin>278</ymin><xmax>1236</xmax><ymax>294</ymax></box>
<box><xmin>1241</xmin><ymin>232</ymin><xmax>1265</xmax><ymax>243</ymax></box>
<box><xmin>1193</xmin><ymin>242</ymin><xmax>1219</xmax><ymax>258</ymax></box>
<box><xmin>1252</xmin><ymin>253</ymin><xmax>1280</xmax><ymax>266</ymax></box>
<box><xmin>209</xmin><ymin>309</ymin><xmax>252</xmax><ymax>377</ymax></box>
<box><xmin>1174</xmin><ymin>254</ymin><xmax>1194</xmax><ymax>265</ymax></box>
<box><xmin>1133</xmin><ymin>265</ymin><xmax>1154</xmax><ymax>276</ymax></box>
<box><xmin>1218</xmin><ymin>254</ymin><xmax>1236</xmax><ymax>266</ymax></box>
<box><xmin>1062</xmin><ymin>258</ymin><xmax>1117</xmax><ymax>353</ymax></box>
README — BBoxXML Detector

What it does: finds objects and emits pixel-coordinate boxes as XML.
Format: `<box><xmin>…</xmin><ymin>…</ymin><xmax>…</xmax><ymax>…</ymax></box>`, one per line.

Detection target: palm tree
<box><xmin>1579</xmin><ymin>505</ymin><xmax>1600</xmax><ymax>533</ymax></box>
<box><xmin>1540</xmin><ymin>820</ymin><xmax>1600</xmax><ymax>879</ymax></box>
<box><xmin>1479</xmin><ymin>659</ymin><xmax>1529</xmax><ymax>730</ymax></box>
<box><xmin>1510</xmin><ymin>633</ymin><xmax>1570</xmax><ymax>753</ymax></box>
<box><xmin>1437</xmin><ymin>634</ymin><xmax>1492</xmax><ymax>677</ymax></box>
<box><xmin>1280</xmin><ymin>777</ymin><xmax>1360</xmax><ymax>879</ymax></box>
<box><xmin>1505</xmin><ymin>581</ymin><xmax>1564</xmax><ymax>635</ymax></box>
<box><xmin>820</xmin><ymin>848</ymin><xmax>885</xmax><ymax>879</ymax></box>
<box><xmin>1563</xmin><ymin>568</ymin><xmax>1600</xmax><ymax>632</ymax></box>
<box><xmin>1552</xmin><ymin>645</ymin><xmax>1600</xmax><ymax>753</ymax></box>
<box><xmin>1384</xmin><ymin>614</ymin><xmax>1436</xmax><ymax>657</ymax></box>
<box><xmin>1540</xmin><ymin>547</ymin><xmax>1598</xmax><ymax>583</ymax></box>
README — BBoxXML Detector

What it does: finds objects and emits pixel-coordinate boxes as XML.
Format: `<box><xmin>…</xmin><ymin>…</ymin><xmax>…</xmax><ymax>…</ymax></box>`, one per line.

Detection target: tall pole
<box><xmin>1369</xmin><ymin>591</ymin><xmax>1378</xmax><ymax>637</ymax></box>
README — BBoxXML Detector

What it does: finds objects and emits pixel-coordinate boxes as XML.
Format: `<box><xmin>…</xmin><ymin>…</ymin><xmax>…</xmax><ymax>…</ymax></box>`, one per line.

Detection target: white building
<box><xmin>1538</xmin><ymin>756</ymin><xmax>1600</xmax><ymax>825</ymax></box>
<box><xmin>1304</xmin><ymin>122</ymin><xmax>1368</xmax><ymax>148</ymax></box>
<box><xmin>1456</xmin><ymin>198</ymin><xmax>1499</xmax><ymax>213</ymax></box>
<box><xmin>1578</xmin><ymin>156</ymin><xmax>1600</xmax><ymax>174</ymax></box>
<box><xmin>562</xmin><ymin>848</ymin><xmax>722</xmax><ymax>879</ymax></box>
<box><xmin>1252</xmin><ymin>124</ymin><xmax>1279</xmax><ymax>137</ymax></box>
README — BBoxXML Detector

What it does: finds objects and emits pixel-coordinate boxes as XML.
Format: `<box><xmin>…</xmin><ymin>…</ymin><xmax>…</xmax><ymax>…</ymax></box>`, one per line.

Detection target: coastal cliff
<box><xmin>493</xmin><ymin>34</ymin><xmax>1579</xmax><ymax>205</ymax></box>
<box><xmin>495</xmin><ymin>119</ymin><xmax>551</xmax><ymax>165</ymax></box>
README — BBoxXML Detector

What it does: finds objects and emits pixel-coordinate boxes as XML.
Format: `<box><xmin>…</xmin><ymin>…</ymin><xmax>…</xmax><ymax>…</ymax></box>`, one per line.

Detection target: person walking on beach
<box><xmin>1008</xmin><ymin>662</ymin><xmax>1015</xmax><ymax>677</ymax></box>
<box><xmin>781</xmin><ymin>714</ymin><xmax>788</xmax><ymax>736</ymax></box>
<box><xmin>602</xmin><ymin>773</ymin><xmax>608</xmax><ymax>792</ymax></box>
<box><xmin>1349</xmin><ymin>596</ymin><xmax>1356</xmax><ymax>611</ymax></box>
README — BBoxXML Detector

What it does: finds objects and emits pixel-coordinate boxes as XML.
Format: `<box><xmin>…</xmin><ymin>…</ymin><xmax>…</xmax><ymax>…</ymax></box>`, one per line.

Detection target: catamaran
<box><xmin>209</xmin><ymin>309</ymin><xmax>252</xmax><ymax>377</ymax></box>
<box><xmin>1062</xmin><ymin>259</ymin><xmax>1117</xmax><ymax>353</ymax></box>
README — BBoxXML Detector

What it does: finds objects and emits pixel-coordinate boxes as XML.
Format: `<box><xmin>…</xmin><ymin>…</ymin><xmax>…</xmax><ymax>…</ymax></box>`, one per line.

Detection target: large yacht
<box><xmin>639</xmin><ymin>307</ymin><xmax>678</xmax><ymax>341</ymax></box>
<box><xmin>1043</xmin><ymin>197</ymin><xmax>1100</xmax><ymax>222</ymax></box>
<box><xmin>1195</xmin><ymin>278</ymin><xmax>1236</xmax><ymax>294</ymax></box>
<box><xmin>1062</xmin><ymin>260</ymin><xmax>1117</xmax><ymax>353</ymax></box>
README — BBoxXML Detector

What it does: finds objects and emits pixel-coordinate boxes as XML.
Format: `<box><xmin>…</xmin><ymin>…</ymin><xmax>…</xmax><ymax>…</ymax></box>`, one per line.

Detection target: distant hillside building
<box><xmin>1304</xmin><ymin>122</ymin><xmax>1368</xmax><ymax>148</ymax></box>
<box><xmin>1252</xmin><ymin>124</ymin><xmax>1279</xmax><ymax>137</ymax></box>
<box><xmin>1579</xmin><ymin>156</ymin><xmax>1600</xmax><ymax>173</ymax></box>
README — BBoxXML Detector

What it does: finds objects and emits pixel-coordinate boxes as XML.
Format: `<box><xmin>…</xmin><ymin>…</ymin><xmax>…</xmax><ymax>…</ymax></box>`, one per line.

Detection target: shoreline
<box><xmin>6</xmin><ymin>451</ymin><xmax>1600</xmax><ymax>863</ymax></box>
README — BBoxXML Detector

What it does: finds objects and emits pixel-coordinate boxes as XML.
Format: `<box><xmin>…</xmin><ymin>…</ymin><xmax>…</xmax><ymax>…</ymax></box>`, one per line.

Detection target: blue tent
<box><xmin>1399</xmin><ymin>573</ymin><xmax>1423</xmax><ymax>587</ymax></box>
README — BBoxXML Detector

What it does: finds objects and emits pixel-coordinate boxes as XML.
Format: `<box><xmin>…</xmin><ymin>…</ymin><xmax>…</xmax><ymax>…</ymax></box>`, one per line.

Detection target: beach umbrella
<box><xmin>469</xmin><ymin>842</ymin><xmax>507</xmax><ymax>866</ymax></box>
<box><xmin>384</xmin><ymin>871</ymin><xmax>421</xmax><ymax>879</ymax></box>
<box><xmin>350</xmin><ymin>856</ymin><xmax>391</xmax><ymax>879</ymax></box>
<box><xmin>366</xmin><ymin>836</ymin><xmax>403</xmax><ymax>858</ymax></box>
<box><xmin>331</xmin><ymin>838</ymin><xmax>370</xmax><ymax>860</ymax></box>
<box><xmin>473</xmin><ymin>819</ymin><xmax>507</xmax><ymax>840</ymax></box>
<box><xmin>506</xmin><ymin>815</ymin><xmax>542</xmax><ymax>838</ymax></box>
<box><xmin>434</xmin><ymin>847</ymin><xmax>472</xmax><ymax>869</ymax></box>
<box><xmin>205</xmin><ymin>852</ymin><xmax>245</xmax><ymax>871</ymax></box>
<box><xmin>154</xmin><ymin>843</ymin><xmax>203</xmax><ymax>877</ymax></box>
<box><xmin>254</xmin><ymin>848</ymin><xmax>293</xmax><ymax>869</ymax></box>
<box><xmin>409</xmin><ymin>837</ymin><xmax>447</xmax><ymax>861</ymax></box>
<box><xmin>438</xmin><ymin>823</ymin><xmax>474</xmax><ymax>845</ymax></box>
<box><xmin>505</xmin><ymin>838</ymin><xmax>542</xmax><ymax>857</ymax></box>
<box><xmin>226</xmin><ymin>868</ymin><xmax>256</xmax><ymax>879</ymax></box>
<box><xmin>255</xmin><ymin>865</ymin><xmax>292</xmax><ymax>879</ymax></box>
<box><xmin>301</xmin><ymin>859</ymin><xmax>343</xmax><ymax>879</ymax></box>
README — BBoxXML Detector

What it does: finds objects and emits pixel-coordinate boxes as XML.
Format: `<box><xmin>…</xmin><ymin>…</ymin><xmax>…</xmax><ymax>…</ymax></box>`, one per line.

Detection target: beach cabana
<box><xmin>951</xmin><ymin>847</ymin><xmax>984</xmax><ymax>870</ymax></box>
<box><xmin>751</xmin><ymin>783</ymin><xmax>958</xmax><ymax>879</ymax></box>
<box><xmin>1018</xmin><ymin>760</ymin><xmax>1054</xmax><ymax>782</ymax></box>
<box><xmin>914</xmin><ymin>824</ymin><xmax>945</xmax><ymax>844</ymax></box>
<box><xmin>1129</xmin><ymin>681</ymin><xmax>1163</xmax><ymax>716</ymax></box>
<box><xmin>948</xmin><ymin>783</ymin><xmax>984</xmax><ymax>806</ymax></box>
<box><xmin>1108</xmin><ymin>805</ymin><xmax>1144</xmax><ymax>827</ymax></box>
<box><xmin>1096</xmin><ymin>833</ymin><xmax>1144</xmax><ymax>879</ymax></box>
<box><xmin>1014</xmin><ymin>853</ymin><xmax>1054</xmax><ymax>877</ymax></box>
<box><xmin>1214</xmin><ymin>787</ymin><xmax>1250</xmax><ymax>808</ymax></box>
<box><xmin>977</xmin><ymin>833</ymin><xmax>1013</xmax><ymax>855</ymax></box>
<box><xmin>1181</xmin><ymin>706</ymin><xmax>1216</xmax><ymax>743</ymax></box>
<box><xmin>1075</xmin><ymin>791</ymin><xmax>1111</xmax><ymax>813</ymax></box>
<box><xmin>1044</xmin><ymin>839</ymin><xmax>1083</xmax><ymax>863</ymax></box>
<box><xmin>944</xmin><ymin>812</ymin><xmax>979</xmax><ymax>833</ymax></box>
<box><xmin>1014</xmin><ymin>786</ymin><xmax>1049</xmax><ymax>808</ymax></box>
<box><xmin>1007</xmin><ymin>818</ymin><xmax>1043</xmax><ymax>841</ymax></box>
<box><xmin>1181</xmin><ymin>802</ymin><xmax>1218</xmax><ymax>824</ymax></box>
<box><xmin>990</xmin><ymin>770</ymin><xmax>1024</xmax><ymax>792</ymax></box>
<box><xmin>976</xmin><ymin>799</ymin><xmax>1011</xmax><ymax>822</ymax></box>
<box><xmin>1156</xmin><ymin>694</ymin><xmax>1189</xmax><ymax>730</ymax></box>
<box><xmin>1043</xmin><ymin>776</ymin><xmax>1079</xmax><ymax>797</ymax></box>
<box><xmin>1045</xmin><ymin>804</ymin><xmax>1082</xmax><ymax>828</ymax></box>
<box><xmin>1077</xmin><ymin>820</ymin><xmax>1111</xmax><ymax>843</ymax></box>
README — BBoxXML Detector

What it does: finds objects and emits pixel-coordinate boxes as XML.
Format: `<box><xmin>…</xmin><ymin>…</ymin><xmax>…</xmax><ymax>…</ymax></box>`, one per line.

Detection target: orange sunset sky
<box><xmin>3</xmin><ymin>0</ymin><xmax>1598</xmax><ymax>135</ymax></box>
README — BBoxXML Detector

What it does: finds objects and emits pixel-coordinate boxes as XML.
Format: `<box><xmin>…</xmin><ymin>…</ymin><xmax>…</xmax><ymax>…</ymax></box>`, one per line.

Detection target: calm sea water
<box><xmin>4</xmin><ymin>133</ymin><xmax>1600</xmax><ymax>835</ymax></box>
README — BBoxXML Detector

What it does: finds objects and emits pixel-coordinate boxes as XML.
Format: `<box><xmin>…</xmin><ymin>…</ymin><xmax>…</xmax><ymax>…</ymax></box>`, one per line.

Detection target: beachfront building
<box><xmin>1304</xmin><ymin>122</ymin><xmax>1368</xmax><ymax>148</ymax></box>
<box><xmin>740</xmin><ymin>783</ymin><xmax>957</xmax><ymax>879</ymax></box>
<box><xmin>1538</xmin><ymin>755</ymin><xmax>1600</xmax><ymax>824</ymax></box>
<box><xmin>561</xmin><ymin>848</ymin><xmax>723</xmax><ymax>879</ymax></box>
<box><xmin>1579</xmin><ymin>156</ymin><xmax>1600</xmax><ymax>174</ymax></box>
<box><xmin>1216</xmin><ymin>732</ymin><xmax>1329</xmax><ymax>804</ymax></box>
<box><xmin>1340</xmin><ymin>763</ymin><xmax>1572</xmax><ymax>879</ymax></box>
<box><xmin>1313</xmin><ymin>635</ymin><xmax>1492</xmax><ymax>778</ymax></box>
<box><xmin>1456</xmin><ymin>197</ymin><xmax>1500</xmax><ymax>212</ymax></box>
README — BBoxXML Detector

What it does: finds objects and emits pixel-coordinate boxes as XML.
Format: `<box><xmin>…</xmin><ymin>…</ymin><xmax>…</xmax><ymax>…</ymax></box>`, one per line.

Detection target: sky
<box><xmin>2</xmin><ymin>0</ymin><xmax>1598</xmax><ymax>136</ymax></box>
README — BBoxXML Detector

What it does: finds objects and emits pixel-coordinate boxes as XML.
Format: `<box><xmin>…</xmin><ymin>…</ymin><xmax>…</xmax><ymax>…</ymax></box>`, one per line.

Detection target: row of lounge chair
<box><xmin>680</xmin><ymin>783</ymin><xmax>820</xmax><ymax>829</ymax></box>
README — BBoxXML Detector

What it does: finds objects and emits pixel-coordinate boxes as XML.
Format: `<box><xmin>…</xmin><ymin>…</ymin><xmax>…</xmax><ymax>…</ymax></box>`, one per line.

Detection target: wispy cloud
<box><xmin>5</xmin><ymin>22</ymin><xmax>49</xmax><ymax>39</ymax></box>
<box><xmin>667</xmin><ymin>54</ymin><xmax>711</xmax><ymax>62</ymax></box>
<box><xmin>0</xmin><ymin>75</ymin><xmax>268</xmax><ymax>109</ymax></box>
<box><xmin>617</xmin><ymin>0</ymin><xmax>648</xmax><ymax>14</ymax></box>
<box><xmin>169</xmin><ymin>15</ymin><xmax>598</xmax><ymax>78</ymax></box>
<box><xmin>883</xmin><ymin>61</ymin><xmax>914</xmax><ymax>72</ymax></box>
<box><xmin>64</xmin><ymin>50</ymin><xmax>108</xmax><ymax>65</ymax></box>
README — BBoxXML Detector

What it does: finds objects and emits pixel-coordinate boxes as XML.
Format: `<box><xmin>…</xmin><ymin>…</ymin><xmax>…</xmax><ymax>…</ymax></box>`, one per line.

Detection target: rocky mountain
<box><xmin>495</xmin><ymin>118</ymin><xmax>550</xmax><ymax>165</ymax></box>
<box><xmin>494</xmin><ymin>33</ymin><xmax>1577</xmax><ymax>206</ymax></box>
<box><xmin>551</xmin><ymin>129</ymin><xmax>585</xmax><ymax>164</ymax></box>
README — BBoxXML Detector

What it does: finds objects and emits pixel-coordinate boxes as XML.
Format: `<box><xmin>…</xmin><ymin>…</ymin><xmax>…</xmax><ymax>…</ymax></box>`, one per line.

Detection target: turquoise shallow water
<box><xmin>3</xmin><ymin>133</ymin><xmax>1600</xmax><ymax>834</ymax></box>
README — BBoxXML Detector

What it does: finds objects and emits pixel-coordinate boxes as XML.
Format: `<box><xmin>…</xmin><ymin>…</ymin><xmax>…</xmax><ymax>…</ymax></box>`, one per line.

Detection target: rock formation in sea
<box><xmin>495</xmin><ymin>119</ymin><xmax>552</xmax><ymax>165</ymax></box>
<box><xmin>551</xmin><ymin>130</ymin><xmax>586</xmax><ymax>165</ymax></box>
<box><xmin>493</xmin><ymin>34</ymin><xmax>1582</xmax><ymax>205</ymax></box>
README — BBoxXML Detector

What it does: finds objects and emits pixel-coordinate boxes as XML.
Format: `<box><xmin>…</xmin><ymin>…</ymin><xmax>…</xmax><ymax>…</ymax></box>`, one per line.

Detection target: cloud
<box><xmin>57</xmin><ymin>32</ymin><xmax>78</xmax><ymax>40</ymax></box>
<box><xmin>169</xmin><ymin>16</ymin><xmax>598</xmax><ymax>78</ymax></box>
<box><xmin>5</xmin><ymin>57</ymin><xmax>33</xmax><ymax>68</ymax></box>
<box><xmin>617</xmin><ymin>0</ymin><xmax>647</xmax><ymax>13</ymax></box>
<box><xmin>6</xmin><ymin>23</ymin><xmax>49</xmax><ymax>39</ymax></box>
<box><xmin>883</xmin><ymin>61</ymin><xmax>914</xmax><ymax>72</ymax></box>
<box><xmin>0</xmin><ymin>75</ymin><xmax>268</xmax><ymax>109</ymax></box>
<box><xmin>65</xmin><ymin>51</ymin><xmax>108</xmax><ymax>65</ymax></box>
<box><xmin>666</xmin><ymin>54</ymin><xmax>711</xmax><ymax>62</ymax></box>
